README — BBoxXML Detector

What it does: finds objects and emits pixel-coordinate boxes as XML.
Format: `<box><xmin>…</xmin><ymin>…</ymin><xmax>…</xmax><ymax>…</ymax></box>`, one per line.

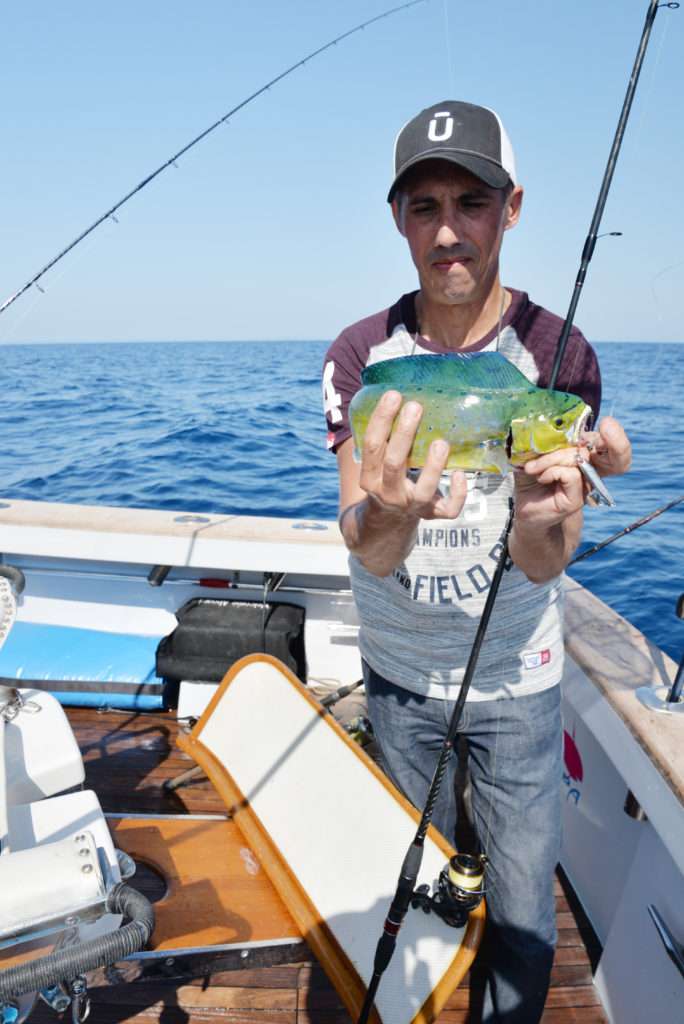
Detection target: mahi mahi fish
<box><xmin>349</xmin><ymin>352</ymin><xmax>592</xmax><ymax>474</ymax></box>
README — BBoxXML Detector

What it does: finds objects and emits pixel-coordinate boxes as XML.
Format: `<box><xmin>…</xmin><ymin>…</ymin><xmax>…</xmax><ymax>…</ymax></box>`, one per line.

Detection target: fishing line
<box><xmin>358</xmin><ymin>4</ymin><xmax>678</xmax><ymax>1020</ymax></box>
<box><xmin>651</xmin><ymin>259</ymin><xmax>684</xmax><ymax>322</ymax></box>
<box><xmin>442</xmin><ymin>0</ymin><xmax>456</xmax><ymax>96</ymax></box>
<box><xmin>630</xmin><ymin>5</ymin><xmax>673</xmax><ymax>155</ymax></box>
<box><xmin>548</xmin><ymin>1</ymin><xmax>678</xmax><ymax>391</ymax></box>
<box><xmin>0</xmin><ymin>219</ymin><xmax>118</xmax><ymax>345</ymax></box>
<box><xmin>0</xmin><ymin>0</ymin><xmax>426</xmax><ymax>320</ymax></box>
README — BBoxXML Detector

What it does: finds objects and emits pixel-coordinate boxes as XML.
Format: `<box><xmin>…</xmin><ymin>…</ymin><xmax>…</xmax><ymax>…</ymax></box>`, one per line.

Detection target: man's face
<box><xmin>392</xmin><ymin>161</ymin><xmax>523</xmax><ymax>309</ymax></box>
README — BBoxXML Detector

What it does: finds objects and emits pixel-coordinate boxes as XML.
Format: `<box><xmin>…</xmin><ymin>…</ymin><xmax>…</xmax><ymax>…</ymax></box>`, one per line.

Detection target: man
<box><xmin>322</xmin><ymin>101</ymin><xmax>631</xmax><ymax>1021</ymax></box>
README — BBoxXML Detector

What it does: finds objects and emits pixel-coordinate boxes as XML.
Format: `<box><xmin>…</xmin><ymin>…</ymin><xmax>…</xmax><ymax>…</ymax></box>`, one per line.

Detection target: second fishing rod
<box><xmin>357</xmin><ymin>2</ymin><xmax>677</xmax><ymax>1021</ymax></box>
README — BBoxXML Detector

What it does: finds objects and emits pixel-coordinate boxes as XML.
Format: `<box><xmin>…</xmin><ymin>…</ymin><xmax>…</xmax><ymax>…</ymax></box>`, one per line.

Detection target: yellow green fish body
<box><xmin>349</xmin><ymin>352</ymin><xmax>591</xmax><ymax>473</ymax></box>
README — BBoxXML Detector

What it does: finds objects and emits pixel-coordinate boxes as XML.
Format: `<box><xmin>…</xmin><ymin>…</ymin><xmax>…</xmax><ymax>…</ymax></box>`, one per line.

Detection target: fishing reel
<box><xmin>411</xmin><ymin>852</ymin><xmax>487</xmax><ymax>928</ymax></box>
<box><xmin>344</xmin><ymin>714</ymin><xmax>375</xmax><ymax>749</ymax></box>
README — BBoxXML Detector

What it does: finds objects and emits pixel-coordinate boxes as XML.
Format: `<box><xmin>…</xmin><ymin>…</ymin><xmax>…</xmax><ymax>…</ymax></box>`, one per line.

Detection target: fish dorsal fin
<box><xmin>361</xmin><ymin>352</ymin><xmax>533</xmax><ymax>391</ymax></box>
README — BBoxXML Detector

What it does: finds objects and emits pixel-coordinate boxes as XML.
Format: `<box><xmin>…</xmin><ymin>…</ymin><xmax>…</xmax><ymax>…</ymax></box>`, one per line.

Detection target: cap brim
<box><xmin>387</xmin><ymin>151</ymin><xmax>511</xmax><ymax>202</ymax></box>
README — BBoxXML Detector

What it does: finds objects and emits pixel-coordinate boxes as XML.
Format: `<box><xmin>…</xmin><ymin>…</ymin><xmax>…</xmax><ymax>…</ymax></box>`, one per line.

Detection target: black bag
<box><xmin>156</xmin><ymin>598</ymin><xmax>306</xmax><ymax>684</ymax></box>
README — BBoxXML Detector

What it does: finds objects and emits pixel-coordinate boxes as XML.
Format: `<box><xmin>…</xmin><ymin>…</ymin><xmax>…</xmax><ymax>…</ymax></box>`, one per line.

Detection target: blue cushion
<box><xmin>0</xmin><ymin>622</ymin><xmax>165</xmax><ymax>709</ymax></box>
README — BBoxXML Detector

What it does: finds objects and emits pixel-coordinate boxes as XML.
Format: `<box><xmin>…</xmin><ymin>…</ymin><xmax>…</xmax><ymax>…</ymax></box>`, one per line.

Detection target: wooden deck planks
<box><xmin>55</xmin><ymin>707</ymin><xmax>607</xmax><ymax>1024</ymax></box>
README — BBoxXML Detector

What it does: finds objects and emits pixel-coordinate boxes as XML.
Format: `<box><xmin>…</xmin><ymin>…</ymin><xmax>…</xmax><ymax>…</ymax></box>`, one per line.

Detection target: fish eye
<box><xmin>554</xmin><ymin>417</ymin><xmax>564</xmax><ymax>427</ymax></box>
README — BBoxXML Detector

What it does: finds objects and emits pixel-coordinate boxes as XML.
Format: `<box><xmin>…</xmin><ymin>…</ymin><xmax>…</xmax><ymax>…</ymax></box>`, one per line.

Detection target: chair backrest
<box><xmin>178</xmin><ymin>653</ymin><xmax>484</xmax><ymax>1024</ymax></box>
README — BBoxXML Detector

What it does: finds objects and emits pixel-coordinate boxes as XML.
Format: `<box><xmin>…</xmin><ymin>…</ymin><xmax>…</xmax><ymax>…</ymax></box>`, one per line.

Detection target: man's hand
<box><xmin>508</xmin><ymin>450</ymin><xmax>584</xmax><ymax>583</ymax></box>
<box><xmin>580</xmin><ymin>415</ymin><xmax>632</xmax><ymax>478</ymax></box>
<box><xmin>337</xmin><ymin>390</ymin><xmax>467</xmax><ymax>576</ymax></box>
<box><xmin>516</xmin><ymin>446</ymin><xmax>586</xmax><ymax>527</ymax></box>
<box><xmin>509</xmin><ymin>415</ymin><xmax>632</xmax><ymax>582</ymax></box>
<box><xmin>359</xmin><ymin>390</ymin><xmax>467</xmax><ymax>521</ymax></box>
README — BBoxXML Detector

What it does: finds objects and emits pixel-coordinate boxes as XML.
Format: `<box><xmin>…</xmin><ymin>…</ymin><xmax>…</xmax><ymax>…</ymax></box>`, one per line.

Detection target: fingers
<box><xmin>523</xmin><ymin>416</ymin><xmax>632</xmax><ymax>486</ymax></box>
<box><xmin>523</xmin><ymin>446</ymin><xmax>581</xmax><ymax>477</ymax></box>
<box><xmin>580</xmin><ymin>417</ymin><xmax>632</xmax><ymax>476</ymax></box>
<box><xmin>359</xmin><ymin>391</ymin><xmax>413</xmax><ymax>497</ymax></box>
<box><xmin>359</xmin><ymin>390</ymin><xmax>463</xmax><ymax>519</ymax></box>
<box><xmin>360</xmin><ymin>390</ymin><xmax>403</xmax><ymax>478</ymax></box>
<box><xmin>382</xmin><ymin>401</ymin><xmax>423</xmax><ymax>490</ymax></box>
<box><xmin>595</xmin><ymin>416</ymin><xmax>632</xmax><ymax>476</ymax></box>
<box><xmin>534</xmin><ymin>463</ymin><xmax>583</xmax><ymax>493</ymax></box>
<box><xmin>412</xmin><ymin>439</ymin><xmax>449</xmax><ymax>503</ymax></box>
<box><xmin>514</xmin><ymin>463</ymin><xmax>585</xmax><ymax>522</ymax></box>
<box><xmin>434</xmin><ymin>470</ymin><xmax>468</xmax><ymax>518</ymax></box>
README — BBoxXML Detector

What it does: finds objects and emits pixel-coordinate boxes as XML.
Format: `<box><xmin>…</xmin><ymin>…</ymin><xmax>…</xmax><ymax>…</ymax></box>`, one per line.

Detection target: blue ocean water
<box><xmin>0</xmin><ymin>339</ymin><xmax>682</xmax><ymax>661</ymax></box>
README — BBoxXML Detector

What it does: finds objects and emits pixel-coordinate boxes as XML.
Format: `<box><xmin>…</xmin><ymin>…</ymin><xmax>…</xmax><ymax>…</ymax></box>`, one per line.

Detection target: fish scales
<box><xmin>349</xmin><ymin>352</ymin><xmax>591</xmax><ymax>474</ymax></box>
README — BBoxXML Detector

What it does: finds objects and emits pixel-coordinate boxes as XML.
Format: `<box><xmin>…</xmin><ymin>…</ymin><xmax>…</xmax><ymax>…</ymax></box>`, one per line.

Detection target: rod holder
<box><xmin>635</xmin><ymin>685</ymin><xmax>684</xmax><ymax>715</ymax></box>
<box><xmin>147</xmin><ymin>565</ymin><xmax>171</xmax><ymax>587</ymax></box>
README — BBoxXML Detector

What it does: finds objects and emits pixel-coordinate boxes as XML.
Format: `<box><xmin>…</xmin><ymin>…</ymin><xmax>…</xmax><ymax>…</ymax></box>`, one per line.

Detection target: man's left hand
<box><xmin>579</xmin><ymin>415</ymin><xmax>632</xmax><ymax>478</ymax></box>
<box><xmin>508</xmin><ymin>416</ymin><xmax>631</xmax><ymax>581</ymax></box>
<box><xmin>515</xmin><ymin>414</ymin><xmax>632</xmax><ymax>527</ymax></box>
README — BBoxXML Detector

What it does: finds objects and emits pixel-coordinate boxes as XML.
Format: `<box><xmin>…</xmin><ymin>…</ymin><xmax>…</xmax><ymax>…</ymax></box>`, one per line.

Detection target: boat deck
<box><xmin>35</xmin><ymin>707</ymin><xmax>607</xmax><ymax>1024</ymax></box>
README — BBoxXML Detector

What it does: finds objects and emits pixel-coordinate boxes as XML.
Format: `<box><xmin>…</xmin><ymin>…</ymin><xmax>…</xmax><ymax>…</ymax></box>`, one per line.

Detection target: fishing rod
<box><xmin>357</xmin><ymin>2</ymin><xmax>678</xmax><ymax>1021</ymax></box>
<box><xmin>0</xmin><ymin>0</ymin><xmax>425</xmax><ymax>319</ymax></box>
<box><xmin>569</xmin><ymin>493</ymin><xmax>684</xmax><ymax>566</ymax></box>
<box><xmin>549</xmin><ymin>0</ymin><xmax>680</xmax><ymax>388</ymax></box>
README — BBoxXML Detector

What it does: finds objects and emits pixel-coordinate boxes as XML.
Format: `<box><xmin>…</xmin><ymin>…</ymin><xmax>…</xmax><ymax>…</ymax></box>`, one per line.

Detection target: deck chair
<box><xmin>178</xmin><ymin>652</ymin><xmax>484</xmax><ymax>1024</ymax></box>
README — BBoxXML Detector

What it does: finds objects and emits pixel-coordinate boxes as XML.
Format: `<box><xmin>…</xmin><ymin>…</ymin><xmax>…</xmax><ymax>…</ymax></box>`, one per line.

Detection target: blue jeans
<box><xmin>363</xmin><ymin>663</ymin><xmax>563</xmax><ymax>1024</ymax></box>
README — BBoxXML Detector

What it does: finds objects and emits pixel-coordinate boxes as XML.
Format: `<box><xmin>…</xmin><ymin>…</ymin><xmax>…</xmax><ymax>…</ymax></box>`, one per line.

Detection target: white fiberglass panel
<box><xmin>199</xmin><ymin>660</ymin><xmax>466</xmax><ymax>1024</ymax></box>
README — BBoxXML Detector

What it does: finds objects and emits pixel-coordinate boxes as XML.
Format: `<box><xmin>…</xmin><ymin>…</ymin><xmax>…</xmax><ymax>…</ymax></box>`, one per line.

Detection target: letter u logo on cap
<box><xmin>427</xmin><ymin>111</ymin><xmax>454</xmax><ymax>142</ymax></box>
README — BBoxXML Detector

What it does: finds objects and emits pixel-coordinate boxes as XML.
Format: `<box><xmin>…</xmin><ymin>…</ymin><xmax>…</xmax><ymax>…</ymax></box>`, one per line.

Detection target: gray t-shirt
<box><xmin>323</xmin><ymin>289</ymin><xmax>601</xmax><ymax>701</ymax></box>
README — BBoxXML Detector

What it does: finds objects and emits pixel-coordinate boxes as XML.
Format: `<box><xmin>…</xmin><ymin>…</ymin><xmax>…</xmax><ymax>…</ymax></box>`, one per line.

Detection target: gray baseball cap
<box><xmin>387</xmin><ymin>100</ymin><xmax>517</xmax><ymax>202</ymax></box>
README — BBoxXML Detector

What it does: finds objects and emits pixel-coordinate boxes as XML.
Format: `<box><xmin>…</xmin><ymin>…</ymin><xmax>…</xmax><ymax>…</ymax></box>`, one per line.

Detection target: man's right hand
<box><xmin>359</xmin><ymin>390</ymin><xmax>467</xmax><ymax>520</ymax></box>
<box><xmin>336</xmin><ymin>390</ymin><xmax>467</xmax><ymax>576</ymax></box>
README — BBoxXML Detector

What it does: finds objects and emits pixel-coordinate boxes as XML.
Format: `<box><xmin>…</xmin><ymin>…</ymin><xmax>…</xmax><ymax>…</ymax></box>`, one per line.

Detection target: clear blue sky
<box><xmin>2</xmin><ymin>0</ymin><xmax>682</xmax><ymax>344</ymax></box>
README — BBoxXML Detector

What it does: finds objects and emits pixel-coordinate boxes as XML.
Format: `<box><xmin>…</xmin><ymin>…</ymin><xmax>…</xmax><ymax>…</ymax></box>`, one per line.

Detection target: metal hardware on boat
<box><xmin>635</xmin><ymin>685</ymin><xmax>684</xmax><ymax>714</ymax></box>
<box><xmin>263</xmin><ymin>571</ymin><xmax>285</xmax><ymax>595</ymax></box>
<box><xmin>115</xmin><ymin>849</ymin><xmax>137</xmax><ymax>880</ymax></box>
<box><xmin>666</xmin><ymin>592</ymin><xmax>684</xmax><ymax>705</ymax></box>
<box><xmin>13</xmin><ymin>563</ymin><xmax>352</xmax><ymax>596</ymax></box>
<box><xmin>636</xmin><ymin>592</ymin><xmax>684</xmax><ymax>712</ymax></box>
<box><xmin>68</xmin><ymin>978</ymin><xmax>89</xmax><ymax>1024</ymax></box>
<box><xmin>173</xmin><ymin>515</ymin><xmax>211</xmax><ymax>524</ymax></box>
<box><xmin>39</xmin><ymin>987</ymin><xmax>71</xmax><ymax>1015</ymax></box>
<box><xmin>147</xmin><ymin>564</ymin><xmax>171</xmax><ymax>587</ymax></box>
<box><xmin>291</xmin><ymin>522</ymin><xmax>328</xmax><ymax>531</ymax></box>
<box><xmin>623</xmin><ymin>789</ymin><xmax>648</xmax><ymax>821</ymax></box>
<box><xmin>319</xmin><ymin>678</ymin><xmax>364</xmax><ymax>710</ymax></box>
<box><xmin>648</xmin><ymin>904</ymin><xmax>684</xmax><ymax>979</ymax></box>
<box><xmin>0</xmin><ymin>690</ymin><xmax>40</xmax><ymax>723</ymax></box>
<box><xmin>122</xmin><ymin>938</ymin><xmax>308</xmax><ymax>982</ymax></box>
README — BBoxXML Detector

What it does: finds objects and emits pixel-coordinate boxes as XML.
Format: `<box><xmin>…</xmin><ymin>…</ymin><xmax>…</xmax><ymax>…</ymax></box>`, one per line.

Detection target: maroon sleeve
<box><xmin>321</xmin><ymin>306</ymin><xmax>394</xmax><ymax>453</ymax></box>
<box><xmin>513</xmin><ymin>294</ymin><xmax>602</xmax><ymax>426</ymax></box>
<box><xmin>551</xmin><ymin>328</ymin><xmax>602</xmax><ymax>427</ymax></box>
